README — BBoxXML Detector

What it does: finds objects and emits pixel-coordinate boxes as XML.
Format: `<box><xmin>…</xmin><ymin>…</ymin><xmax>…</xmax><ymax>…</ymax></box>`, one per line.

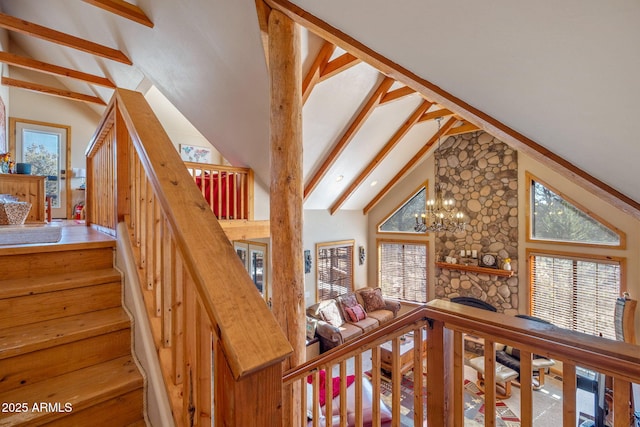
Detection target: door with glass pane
<box><xmin>233</xmin><ymin>241</ymin><xmax>269</xmax><ymax>304</ymax></box>
<box><xmin>12</xmin><ymin>119</ymin><xmax>70</xmax><ymax>219</ymax></box>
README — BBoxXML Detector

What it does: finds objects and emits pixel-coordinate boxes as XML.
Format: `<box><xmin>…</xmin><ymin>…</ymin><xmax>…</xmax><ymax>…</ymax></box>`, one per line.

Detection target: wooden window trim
<box><xmin>525</xmin><ymin>172</ymin><xmax>626</xmax><ymax>249</ymax></box>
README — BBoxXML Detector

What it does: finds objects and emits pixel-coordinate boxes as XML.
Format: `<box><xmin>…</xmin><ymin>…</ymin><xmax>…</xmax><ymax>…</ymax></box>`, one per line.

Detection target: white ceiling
<box><xmin>0</xmin><ymin>0</ymin><xmax>638</xmax><ymax>215</ymax></box>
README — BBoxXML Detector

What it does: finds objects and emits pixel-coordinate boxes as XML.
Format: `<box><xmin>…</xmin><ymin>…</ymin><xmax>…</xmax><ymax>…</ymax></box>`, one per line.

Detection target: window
<box><xmin>378</xmin><ymin>185</ymin><xmax>426</xmax><ymax>233</ymax></box>
<box><xmin>528</xmin><ymin>174</ymin><xmax>623</xmax><ymax>247</ymax></box>
<box><xmin>530</xmin><ymin>252</ymin><xmax>622</xmax><ymax>339</ymax></box>
<box><xmin>316</xmin><ymin>240</ymin><xmax>354</xmax><ymax>301</ymax></box>
<box><xmin>379</xmin><ymin>240</ymin><xmax>427</xmax><ymax>303</ymax></box>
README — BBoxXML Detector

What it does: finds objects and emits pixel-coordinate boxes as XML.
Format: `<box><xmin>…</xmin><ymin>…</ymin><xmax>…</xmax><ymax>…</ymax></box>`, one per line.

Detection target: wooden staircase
<box><xmin>0</xmin><ymin>238</ymin><xmax>145</xmax><ymax>426</ymax></box>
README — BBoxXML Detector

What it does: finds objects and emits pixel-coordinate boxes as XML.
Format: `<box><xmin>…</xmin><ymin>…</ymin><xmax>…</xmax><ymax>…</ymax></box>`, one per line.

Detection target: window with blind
<box><xmin>379</xmin><ymin>241</ymin><xmax>427</xmax><ymax>303</ymax></box>
<box><xmin>530</xmin><ymin>252</ymin><xmax>621</xmax><ymax>339</ymax></box>
<box><xmin>316</xmin><ymin>240</ymin><xmax>354</xmax><ymax>301</ymax></box>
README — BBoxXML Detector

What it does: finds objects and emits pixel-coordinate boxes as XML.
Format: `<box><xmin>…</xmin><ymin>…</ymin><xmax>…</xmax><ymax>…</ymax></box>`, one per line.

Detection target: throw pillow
<box><xmin>307</xmin><ymin>370</ymin><xmax>356</xmax><ymax>406</ymax></box>
<box><xmin>360</xmin><ymin>288</ymin><xmax>387</xmax><ymax>312</ymax></box>
<box><xmin>318</xmin><ymin>301</ymin><xmax>344</xmax><ymax>327</ymax></box>
<box><xmin>345</xmin><ymin>304</ymin><xmax>367</xmax><ymax>322</ymax></box>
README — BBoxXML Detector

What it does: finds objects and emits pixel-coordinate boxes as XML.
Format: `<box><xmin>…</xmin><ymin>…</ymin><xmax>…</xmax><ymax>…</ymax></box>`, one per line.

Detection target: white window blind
<box><xmin>317</xmin><ymin>242</ymin><xmax>354</xmax><ymax>301</ymax></box>
<box><xmin>379</xmin><ymin>242</ymin><xmax>427</xmax><ymax>303</ymax></box>
<box><xmin>531</xmin><ymin>253</ymin><xmax>621</xmax><ymax>339</ymax></box>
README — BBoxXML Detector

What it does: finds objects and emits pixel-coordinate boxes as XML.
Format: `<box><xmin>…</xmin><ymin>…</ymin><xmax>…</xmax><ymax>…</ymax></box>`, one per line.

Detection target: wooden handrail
<box><xmin>85</xmin><ymin>88</ymin><xmax>292</xmax><ymax>426</ymax></box>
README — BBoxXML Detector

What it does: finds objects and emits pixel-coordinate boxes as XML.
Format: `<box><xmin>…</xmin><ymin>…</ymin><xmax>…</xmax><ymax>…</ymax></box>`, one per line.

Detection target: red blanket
<box><xmin>307</xmin><ymin>370</ymin><xmax>355</xmax><ymax>406</ymax></box>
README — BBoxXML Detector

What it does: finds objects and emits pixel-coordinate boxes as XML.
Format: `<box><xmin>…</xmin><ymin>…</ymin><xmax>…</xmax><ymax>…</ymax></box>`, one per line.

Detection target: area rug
<box><xmin>365</xmin><ymin>371</ymin><xmax>521</xmax><ymax>426</ymax></box>
<box><xmin>464</xmin><ymin>379</ymin><xmax>521</xmax><ymax>426</ymax></box>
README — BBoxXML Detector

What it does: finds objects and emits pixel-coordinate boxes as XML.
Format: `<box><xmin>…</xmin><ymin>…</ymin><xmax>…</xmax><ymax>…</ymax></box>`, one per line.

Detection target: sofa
<box><xmin>306</xmin><ymin>287</ymin><xmax>401</xmax><ymax>352</ymax></box>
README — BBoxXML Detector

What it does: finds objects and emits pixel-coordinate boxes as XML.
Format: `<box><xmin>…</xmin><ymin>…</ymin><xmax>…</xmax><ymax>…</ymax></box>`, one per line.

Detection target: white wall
<box><xmin>303</xmin><ymin>209</ymin><xmax>369</xmax><ymax>306</ymax></box>
<box><xmin>8</xmin><ymin>69</ymin><xmax>101</xmax><ymax>173</ymax></box>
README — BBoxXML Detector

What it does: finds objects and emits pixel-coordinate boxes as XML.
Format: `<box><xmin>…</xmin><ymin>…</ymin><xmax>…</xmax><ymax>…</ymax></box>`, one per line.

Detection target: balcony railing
<box><xmin>288</xmin><ymin>301</ymin><xmax>640</xmax><ymax>427</ymax></box>
<box><xmin>184</xmin><ymin>161</ymin><xmax>253</xmax><ymax>220</ymax></box>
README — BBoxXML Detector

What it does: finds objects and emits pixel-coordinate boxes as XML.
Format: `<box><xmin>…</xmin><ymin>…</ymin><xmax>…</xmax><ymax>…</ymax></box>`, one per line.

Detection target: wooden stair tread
<box><xmin>0</xmin><ymin>356</ymin><xmax>143</xmax><ymax>426</ymax></box>
<box><xmin>0</xmin><ymin>307</ymin><xmax>130</xmax><ymax>360</ymax></box>
<box><xmin>0</xmin><ymin>268</ymin><xmax>121</xmax><ymax>299</ymax></box>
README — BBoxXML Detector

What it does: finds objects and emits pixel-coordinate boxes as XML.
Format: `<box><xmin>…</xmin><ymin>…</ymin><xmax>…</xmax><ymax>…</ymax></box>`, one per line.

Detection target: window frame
<box><xmin>315</xmin><ymin>239</ymin><xmax>355</xmax><ymax>301</ymax></box>
<box><xmin>528</xmin><ymin>248</ymin><xmax>626</xmax><ymax>339</ymax></box>
<box><xmin>525</xmin><ymin>172</ymin><xmax>626</xmax><ymax>249</ymax></box>
<box><xmin>377</xmin><ymin>238</ymin><xmax>428</xmax><ymax>304</ymax></box>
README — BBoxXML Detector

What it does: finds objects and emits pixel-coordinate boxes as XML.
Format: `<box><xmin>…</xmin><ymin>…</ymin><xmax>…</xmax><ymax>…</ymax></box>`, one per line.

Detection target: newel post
<box><xmin>426</xmin><ymin>319</ymin><xmax>454</xmax><ymax>427</ymax></box>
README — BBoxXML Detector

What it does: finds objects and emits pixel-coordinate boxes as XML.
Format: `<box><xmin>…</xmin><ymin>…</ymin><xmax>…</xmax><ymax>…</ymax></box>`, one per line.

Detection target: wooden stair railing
<box><xmin>290</xmin><ymin>303</ymin><xmax>640</xmax><ymax>427</ymax></box>
<box><xmin>85</xmin><ymin>88</ymin><xmax>292</xmax><ymax>426</ymax></box>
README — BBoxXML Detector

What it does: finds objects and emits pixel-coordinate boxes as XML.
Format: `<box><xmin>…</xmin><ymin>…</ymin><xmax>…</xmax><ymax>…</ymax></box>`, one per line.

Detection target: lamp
<box><xmin>73</xmin><ymin>168</ymin><xmax>87</xmax><ymax>189</ymax></box>
<box><xmin>414</xmin><ymin>117</ymin><xmax>467</xmax><ymax>233</ymax></box>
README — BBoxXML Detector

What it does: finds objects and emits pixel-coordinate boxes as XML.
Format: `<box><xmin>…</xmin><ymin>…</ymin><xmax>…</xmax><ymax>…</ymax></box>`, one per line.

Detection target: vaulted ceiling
<box><xmin>0</xmin><ymin>0</ymin><xmax>638</xmax><ymax>219</ymax></box>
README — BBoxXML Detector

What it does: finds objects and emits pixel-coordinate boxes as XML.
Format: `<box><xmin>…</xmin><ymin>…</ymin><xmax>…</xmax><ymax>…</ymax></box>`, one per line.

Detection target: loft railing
<box><xmin>288</xmin><ymin>302</ymin><xmax>640</xmax><ymax>427</ymax></box>
<box><xmin>183</xmin><ymin>161</ymin><xmax>253</xmax><ymax>220</ymax></box>
<box><xmin>85</xmin><ymin>88</ymin><xmax>292</xmax><ymax>426</ymax></box>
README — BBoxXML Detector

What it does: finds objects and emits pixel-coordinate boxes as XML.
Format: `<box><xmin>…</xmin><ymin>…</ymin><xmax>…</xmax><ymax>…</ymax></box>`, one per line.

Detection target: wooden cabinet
<box><xmin>0</xmin><ymin>174</ymin><xmax>46</xmax><ymax>223</ymax></box>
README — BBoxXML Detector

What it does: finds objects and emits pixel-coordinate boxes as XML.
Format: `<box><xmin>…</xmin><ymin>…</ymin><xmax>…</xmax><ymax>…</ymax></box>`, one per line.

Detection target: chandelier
<box><xmin>414</xmin><ymin>118</ymin><xmax>467</xmax><ymax>233</ymax></box>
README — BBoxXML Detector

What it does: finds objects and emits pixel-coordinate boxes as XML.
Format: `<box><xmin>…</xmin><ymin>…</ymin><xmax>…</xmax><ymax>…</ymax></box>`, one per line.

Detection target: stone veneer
<box><xmin>434</xmin><ymin>131</ymin><xmax>519</xmax><ymax>314</ymax></box>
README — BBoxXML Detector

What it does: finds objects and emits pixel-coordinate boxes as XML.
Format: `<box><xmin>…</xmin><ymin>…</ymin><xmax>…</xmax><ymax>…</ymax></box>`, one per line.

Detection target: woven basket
<box><xmin>0</xmin><ymin>202</ymin><xmax>32</xmax><ymax>225</ymax></box>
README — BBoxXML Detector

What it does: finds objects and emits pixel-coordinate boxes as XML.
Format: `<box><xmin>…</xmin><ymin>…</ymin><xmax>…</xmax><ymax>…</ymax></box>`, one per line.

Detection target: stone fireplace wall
<box><xmin>434</xmin><ymin>131</ymin><xmax>519</xmax><ymax>314</ymax></box>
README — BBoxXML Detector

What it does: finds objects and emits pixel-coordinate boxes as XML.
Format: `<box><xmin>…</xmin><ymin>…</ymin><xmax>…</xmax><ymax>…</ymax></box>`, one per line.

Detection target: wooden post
<box><xmin>426</xmin><ymin>319</ymin><xmax>454</xmax><ymax>427</ymax></box>
<box><xmin>269</xmin><ymin>8</ymin><xmax>304</xmax><ymax>426</ymax></box>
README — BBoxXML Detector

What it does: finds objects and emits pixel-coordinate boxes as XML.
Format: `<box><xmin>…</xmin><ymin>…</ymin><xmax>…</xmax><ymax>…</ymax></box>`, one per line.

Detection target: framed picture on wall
<box><xmin>179</xmin><ymin>144</ymin><xmax>213</xmax><ymax>164</ymax></box>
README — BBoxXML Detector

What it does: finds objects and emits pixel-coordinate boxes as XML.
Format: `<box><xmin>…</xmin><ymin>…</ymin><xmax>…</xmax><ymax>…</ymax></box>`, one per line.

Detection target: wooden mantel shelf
<box><xmin>435</xmin><ymin>261</ymin><xmax>514</xmax><ymax>278</ymax></box>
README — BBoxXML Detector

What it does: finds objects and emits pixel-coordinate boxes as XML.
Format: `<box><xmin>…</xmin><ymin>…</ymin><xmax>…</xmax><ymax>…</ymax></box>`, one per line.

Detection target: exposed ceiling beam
<box><xmin>81</xmin><ymin>0</ymin><xmax>154</xmax><ymax>27</ymax></box>
<box><xmin>418</xmin><ymin>108</ymin><xmax>454</xmax><ymax>123</ymax></box>
<box><xmin>445</xmin><ymin>121</ymin><xmax>480</xmax><ymax>136</ymax></box>
<box><xmin>0</xmin><ymin>13</ymin><xmax>132</xmax><ymax>65</ymax></box>
<box><xmin>380</xmin><ymin>86</ymin><xmax>415</xmax><ymax>104</ymax></box>
<box><xmin>266</xmin><ymin>0</ymin><xmax>640</xmax><ymax>219</ymax></box>
<box><xmin>304</xmin><ymin>75</ymin><xmax>394</xmax><ymax>200</ymax></box>
<box><xmin>318</xmin><ymin>52</ymin><xmax>359</xmax><ymax>82</ymax></box>
<box><xmin>0</xmin><ymin>51</ymin><xmax>116</xmax><ymax>88</ymax></box>
<box><xmin>330</xmin><ymin>100</ymin><xmax>433</xmax><ymax>214</ymax></box>
<box><xmin>254</xmin><ymin>0</ymin><xmax>272</xmax><ymax>64</ymax></box>
<box><xmin>302</xmin><ymin>41</ymin><xmax>335</xmax><ymax>104</ymax></box>
<box><xmin>2</xmin><ymin>76</ymin><xmax>106</xmax><ymax>105</ymax></box>
<box><xmin>363</xmin><ymin>117</ymin><xmax>457</xmax><ymax>215</ymax></box>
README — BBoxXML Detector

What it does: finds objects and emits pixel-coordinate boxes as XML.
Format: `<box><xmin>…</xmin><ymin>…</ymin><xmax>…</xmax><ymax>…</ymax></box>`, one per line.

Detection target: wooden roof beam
<box><xmin>330</xmin><ymin>100</ymin><xmax>433</xmax><ymax>214</ymax></box>
<box><xmin>302</xmin><ymin>41</ymin><xmax>335</xmax><ymax>104</ymax></box>
<box><xmin>0</xmin><ymin>51</ymin><xmax>116</xmax><ymax>88</ymax></box>
<box><xmin>2</xmin><ymin>76</ymin><xmax>106</xmax><ymax>105</ymax></box>
<box><xmin>380</xmin><ymin>86</ymin><xmax>415</xmax><ymax>104</ymax></box>
<box><xmin>81</xmin><ymin>0</ymin><xmax>154</xmax><ymax>27</ymax></box>
<box><xmin>0</xmin><ymin>13</ymin><xmax>132</xmax><ymax>65</ymax></box>
<box><xmin>318</xmin><ymin>52</ymin><xmax>360</xmax><ymax>82</ymax></box>
<box><xmin>445</xmin><ymin>121</ymin><xmax>480</xmax><ymax>136</ymax></box>
<box><xmin>363</xmin><ymin>117</ymin><xmax>457</xmax><ymax>215</ymax></box>
<box><xmin>418</xmin><ymin>108</ymin><xmax>454</xmax><ymax>123</ymax></box>
<box><xmin>304</xmin><ymin>75</ymin><xmax>394</xmax><ymax>200</ymax></box>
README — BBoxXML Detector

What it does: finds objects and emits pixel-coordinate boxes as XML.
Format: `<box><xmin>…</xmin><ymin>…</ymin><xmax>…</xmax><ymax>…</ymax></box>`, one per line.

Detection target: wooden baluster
<box><xmin>484</xmin><ymin>338</ymin><xmax>497</xmax><ymax>426</ymax></box>
<box><xmin>161</xmin><ymin>216</ymin><xmax>173</xmax><ymax>348</ymax></box>
<box><xmin>196</xmin><ymin>301</ymin><xmax>212</xmax><ymax>424</ymax></box>
<box><xmin>520</xmin><ymin>350</ymin><xmax>533</xmax><ymax>427</ymax></box>
<box><xmin>452</xmin><ymin>331</ymin><xmax>463</xmax><ymax>427</ymax></box>
<box><xmin>391</xmin><ymin>336</ymin><xmax>401</xmax><ymax>425</ymax></box>
<box><xmin>339</xmin><ymin>360</ymin><xmax>347</xmax><ymax>427</ymax></box>
<box><xmin>172</xmin><ymin>251</ymin><xmax>185</xmax><ymax>385</ymax></box>
<box><xmin>325</xmin><ymin>363</ymin><xmax>333</xmax><ymax>426</ymax></box>
<box><xmin>354</xmin><ymin>354</ymin><xmax>363</xmax><ymax>427</ymax></box>
<box><xmin>371</xmin><ymin>346</ymin><xmax>381</xmax><ymax>426</ymax></box>
<box><xmin>613</xmin><ymin>377</ymin><xmax>631</xmax><ymax>427</ymax></box>
<box><xmin>562</xmin><ymin>363</ymin><xmax>577</xmax><ymax>427</ymax></box>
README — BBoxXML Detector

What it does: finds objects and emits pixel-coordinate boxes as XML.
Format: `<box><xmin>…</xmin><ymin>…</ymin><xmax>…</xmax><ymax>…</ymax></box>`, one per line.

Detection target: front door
<box><xmin>12</xmin><ymin>119</ymin><xmax>70</xmax><ymax>219</ymax></box>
